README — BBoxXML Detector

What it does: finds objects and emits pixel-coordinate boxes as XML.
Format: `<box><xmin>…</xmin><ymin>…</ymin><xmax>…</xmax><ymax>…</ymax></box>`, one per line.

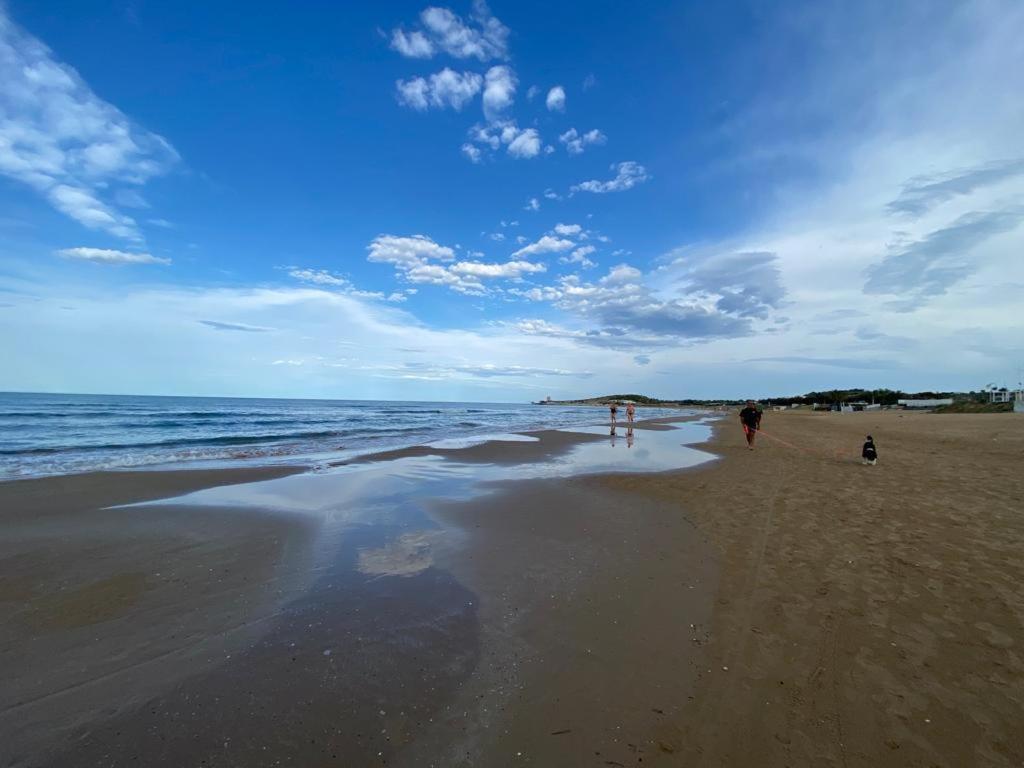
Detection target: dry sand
<box><xmin>589</xmin><ymin>410</ymin><xmax>1024</xmax><ymax>767</ymax></box>
<box><xmin>2</xmin><ymin>411</ymin><xmax>1022</xmax><ymax>767</ymax></box>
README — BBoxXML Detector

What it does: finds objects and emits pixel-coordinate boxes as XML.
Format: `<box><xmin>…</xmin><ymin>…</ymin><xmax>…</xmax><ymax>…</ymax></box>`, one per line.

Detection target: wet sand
<box><xmin>2</xmin><ymin>411</ymin><xmax>1022</xmax><ymax>766</ymax></box>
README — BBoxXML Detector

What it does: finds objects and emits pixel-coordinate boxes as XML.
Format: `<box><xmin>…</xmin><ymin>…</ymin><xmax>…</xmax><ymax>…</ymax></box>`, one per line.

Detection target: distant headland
<box><xmin>537</xmin><ymin>388</ymin><xmax>1017</xmax><ymax>413</ymax></box>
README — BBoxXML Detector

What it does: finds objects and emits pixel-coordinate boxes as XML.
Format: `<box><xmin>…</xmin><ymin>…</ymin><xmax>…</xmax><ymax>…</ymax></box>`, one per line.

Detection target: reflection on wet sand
<box><xmin>10</xmin><ymin>419</ymin><xmax>715</xmax><ymax>767</ymax></box>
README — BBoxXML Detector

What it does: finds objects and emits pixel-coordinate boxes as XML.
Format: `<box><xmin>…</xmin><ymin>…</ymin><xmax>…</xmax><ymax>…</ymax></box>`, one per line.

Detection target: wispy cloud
<box><xmin>887</xmin><ymin>159</ymin><xmax>1024</xmax><ymax>217</ymax></box>
<box><xmin>199</xmin><ymin>320</ymin><xmax>274</xmax><ymax>332</ymax></box>
<box><xmin>0</xmin><ymin>9</ymin><xmax>178</xmax><ymax>239</ymax></box>
<box><xmin>560</xmin><ymin>245</ymin><xmax>596</xmax><ymax>268</ymax></box>
<box><xmin>745</xmin><ymin>356</ymin><xmax>896</xmax><ymax>370</ymax></box>
<box><xmin>863</xmin><ymin>208</ymin><xmax>1024</xmax><ymax>308</ymax></box>
<box><xmin>670</xmin><ymin>250</ymin><xmax>786</xmax><ymax>320</ymax></box>
<box><xmin>57</xmin><ymin>247</ymin><xmax>170</xmax><ymax>265</ymax></box>
<box><xmin>571</xmin><ymin>161</ymin><xmax>649</xmax><ymax>193</ymax></box>
<box><xmin>512</xmin><ymin>235</ymin><xmax>574</xmax><ymax>258</ymax></box>
<box><xmin>287</xmin><ymin>268</ymin><xmax>408</xmax><ymax>302</ymax></box>
<box><xmin>452</xmin><ymin>363</ymin><xmax>585</xmax><ymax>378</ymax></box>
<box><xmin>559</xmin><ymin>128</ymin><xmax>606</xmax><ymax>155</ymax></box>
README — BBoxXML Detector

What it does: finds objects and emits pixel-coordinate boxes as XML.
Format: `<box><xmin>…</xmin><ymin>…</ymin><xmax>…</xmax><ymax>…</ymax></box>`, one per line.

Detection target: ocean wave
<box><xmin>0</xmin><ymin>429</ymin><xmax>349</xmax><ymax>455</ymax></box>
<box><xmin>0</xmin><ymin>424</ymin><xmax>440</xmax><ymax>456</ymax></box>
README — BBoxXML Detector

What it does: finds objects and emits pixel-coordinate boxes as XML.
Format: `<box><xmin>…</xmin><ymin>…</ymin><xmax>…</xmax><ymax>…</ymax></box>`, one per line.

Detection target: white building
<box><xmin>897</xmin><ymin>398</ymin><xmax>954</xmax><ymax>409</ymax></box>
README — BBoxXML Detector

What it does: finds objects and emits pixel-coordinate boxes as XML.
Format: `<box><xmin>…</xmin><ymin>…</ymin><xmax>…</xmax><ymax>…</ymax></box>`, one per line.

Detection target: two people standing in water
<box><xmin>609</xmin><ymin>401</ymin><xmax>636</xmax><ymax>447</ymax></box>
<box><xmin>608</xmin><ymin>401</ymin><xmax>635</xmax><ymax>425</ymax></box>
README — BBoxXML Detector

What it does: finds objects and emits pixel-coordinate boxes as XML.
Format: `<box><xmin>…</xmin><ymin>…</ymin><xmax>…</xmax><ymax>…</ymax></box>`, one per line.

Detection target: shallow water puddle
<box><xmin>68</xmin><ymin>422</ymin><xmax>716</xmax><ymax>766</ymax></box>
<box><xmin>149</xmin><ymin>420</ymin><xmax>714</xmax><ymax>516</ymax></box>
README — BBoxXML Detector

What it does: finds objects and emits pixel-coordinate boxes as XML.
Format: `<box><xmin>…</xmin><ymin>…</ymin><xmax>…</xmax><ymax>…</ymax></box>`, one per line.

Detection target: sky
<box><xmin>1</xmin><ymin>0</ymin><xmax>1022</xmax><ymax>401</ymax></box>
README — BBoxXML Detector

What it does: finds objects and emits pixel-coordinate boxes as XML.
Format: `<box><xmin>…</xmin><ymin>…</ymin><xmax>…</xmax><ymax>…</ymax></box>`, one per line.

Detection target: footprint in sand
<box><xmin>974</xmin><ymin>621</ymin><xmax>1013</xmax><ymax>649</ymax></box>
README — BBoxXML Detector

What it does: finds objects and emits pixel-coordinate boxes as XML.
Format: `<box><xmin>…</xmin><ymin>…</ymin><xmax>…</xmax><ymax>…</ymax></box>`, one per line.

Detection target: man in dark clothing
<box><xmin>739</xmin><ymin>400</ymin><xmax>762</xmax><ymax>449</ymax></box>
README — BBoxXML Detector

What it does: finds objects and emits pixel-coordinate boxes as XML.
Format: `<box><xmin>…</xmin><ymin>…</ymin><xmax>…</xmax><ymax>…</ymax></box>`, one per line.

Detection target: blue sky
<box><xmin>1</xmin><ymin>1</ymin><xmax>1022</xmax><ymax>400</ymax></box>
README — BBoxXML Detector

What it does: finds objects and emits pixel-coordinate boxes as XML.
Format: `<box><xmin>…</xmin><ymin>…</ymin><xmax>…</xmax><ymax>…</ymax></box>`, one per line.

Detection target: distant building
<box><xmin>897</xmin><ymin>398</ymin><xmax>954</xmax><ymax>409</ymax></box>
<box><xmin>990</xmin><ymin>389</ymin><xmax>1012</xmax><ymax>403</ymax></box>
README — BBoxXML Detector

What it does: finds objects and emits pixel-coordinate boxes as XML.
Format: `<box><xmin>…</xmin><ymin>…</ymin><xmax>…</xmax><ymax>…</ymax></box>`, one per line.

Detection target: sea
<box><xmin>0</xmin><ymin>392</ymin><xmax>688</xmax><ymax>480</ymax></box>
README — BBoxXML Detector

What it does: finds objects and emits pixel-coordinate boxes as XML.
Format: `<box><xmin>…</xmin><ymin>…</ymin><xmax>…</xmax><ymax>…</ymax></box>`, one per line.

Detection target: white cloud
<box><xmin>512</xmin><ymin>235</ymin><xmax>575</xmax><ymax>258</ymax></box>
<box><xmin>390</xmin><ymin>29</ymin><xmax>434</xmax><ymax>58</ymax></box>
<box><xmin>468</xmin><ymin>120</ymin><xmax>542</xmax><ymax>160</ymax></box>
<box><xmin>287</xmin><ymin>268</ymin><xmax>348</xmax><ymax>286</ymax></box>
<box><xmin>506</xmin><ymin>127</ymin><xmax>540</xmax><ymax>158</ymax></box>
<box><xmin>452</xmin><ymin>363</ymin><xmax>586</xmax><ymax>378</ymax></box>
<box><xmin>543</xmin><ymin>188</ymin><xmax>561</xmax><ymax>200</ymax></box>
<box><xmin>56</xmin><ymin>247</ymin><xmax>170</xmax><ymax>265</ymax></box>
<box><xmin>546</xmin><ymin>85</ymin><xmax>566</xmax><ymax>112</ymax></box>
<box><xmin>524</xmin><ymin>197</ymin><xmax>540</xmax><ymax>211</ymax></box>
<box><xmin>482</xmin><ymin>65</ymin><xmax>517</xmax><ymax>120</ymax></box>
<box><xmin>488</xmin><ymin>232</ymin><xmax>505</xmax><ymax>241</ymax></box>
<box><xmin>391</xmin><ymin>1</ymin><xmax>510</xmax><ymax>61</ymax></box>
<box><xmin>526</xmin><ymin>85</ymin><xmax>540</xmax><ymax>100</ymax></box>
<box><xmin>0</xmin><ymin>9</ymin><xmax>178</xmax><ymax>239</ymax></box>
<box><xmin>469</xmin><ymin>123</ymin><xmax>501</xmax><ymax>149</ymax></box>
<box><xmin>560</xmin><ymin>245</ymin><xmax>597</xmax><ymax>268</ymax></box>
<box><xmin>571</xmin><ymin>161</ymin><xmax>649</xmax><ymax>193</ymax></box>
<box><xmin>450</xmin><ymin>259</ymin><xmax>546</xmax><ymax>278</ymax></box>
<box><xmin>461</xmin><ymin>143</ymin><xmax>482</xmax><ymax>162</ymax></box>
<box><xmin>367</xmin><ymin>234</ymin><xmax>455</xmax><ymax>268</ymax></box>
<box><xmin>367</xmin><ymin>234</ymin><xmax>545</xmax><ymax>295</ymax></box>
<box><xmin>553</xmin><ymin>223</ymin><xmax>582</xmax><ymax>236</ymax></box>
<box><xmin>396</xmin><ymin>68</ymin><xmax>483</xmax><ymax>110</ymax></box>
<box><xmin>511</xmin><ymin>260</ymin><xmax>772</xmax><ymax>344</ymax></box>
<box><xmin>406</xmin><ymin>262</ymin><xmax>486</xmax><ymax>294</ymax></box>
<box><xmin>559</xmin><ymin>127</ymin><xmax>607</xmax><ymax>155</ymax></box>
<box><xmin>288</xmin><ymin>268</ymin><xmax>406</xmax><ymax>302</ymax></box>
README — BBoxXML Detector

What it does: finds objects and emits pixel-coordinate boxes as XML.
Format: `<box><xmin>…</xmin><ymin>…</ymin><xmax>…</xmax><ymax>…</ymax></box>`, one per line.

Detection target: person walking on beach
<box><xmin>609</xmin><ymin>401</ymin><xmax>618</xmax><ymax>425</ymax></box>
<box><xmin>626</xmin><ymin>402</ymin><xmax>636</xmax><ymax>424</ymax></box>
<box><xmin>739</xmin><ymin>400</ymin><xmax>762</xmax><ymax>449</ymax></box>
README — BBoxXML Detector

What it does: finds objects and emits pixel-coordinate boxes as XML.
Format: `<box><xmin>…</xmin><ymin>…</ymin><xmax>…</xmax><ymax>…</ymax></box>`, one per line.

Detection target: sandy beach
<box><xmin>1</xmin><ymin>410</ymin><xmax>1022</xmax><ymax>767</ymax></box>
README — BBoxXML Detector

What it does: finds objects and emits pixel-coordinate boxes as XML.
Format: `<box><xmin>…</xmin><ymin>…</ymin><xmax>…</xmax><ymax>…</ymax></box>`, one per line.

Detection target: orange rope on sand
<box><xmin>750</xmin><ymin>426</ymin><xmax>848</xmax><ymax>462</ymax></box>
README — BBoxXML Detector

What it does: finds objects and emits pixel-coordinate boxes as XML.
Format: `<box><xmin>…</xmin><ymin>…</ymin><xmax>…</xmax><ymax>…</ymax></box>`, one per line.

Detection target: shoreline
<box><xmin>3</xmin><ymin>410</ymin><xmax>1021</xmax><ymax>766</ymax></box>
<box><xmin>1</xmin><ymin>413</ymin><xmax>714</xmax><ymax>767</ymax></box>
<box><xmin>1</xmin><ymin>394</ymin><xmax>705</xmax><ymax>483</ymax></box>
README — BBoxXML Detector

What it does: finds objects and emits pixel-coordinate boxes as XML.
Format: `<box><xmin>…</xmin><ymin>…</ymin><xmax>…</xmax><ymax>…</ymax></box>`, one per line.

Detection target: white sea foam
<box><xmin>424</xmin><ymin>433</ymin><xmax>539</xmax><ymax>449</ymax></box>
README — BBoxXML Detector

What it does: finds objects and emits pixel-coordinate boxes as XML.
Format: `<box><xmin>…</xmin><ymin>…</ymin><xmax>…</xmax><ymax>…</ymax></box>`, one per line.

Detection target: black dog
<box><xmin>862</xmin><ymin>435</ymin><xmax>878</xmax><ymax>466</ymax></box>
